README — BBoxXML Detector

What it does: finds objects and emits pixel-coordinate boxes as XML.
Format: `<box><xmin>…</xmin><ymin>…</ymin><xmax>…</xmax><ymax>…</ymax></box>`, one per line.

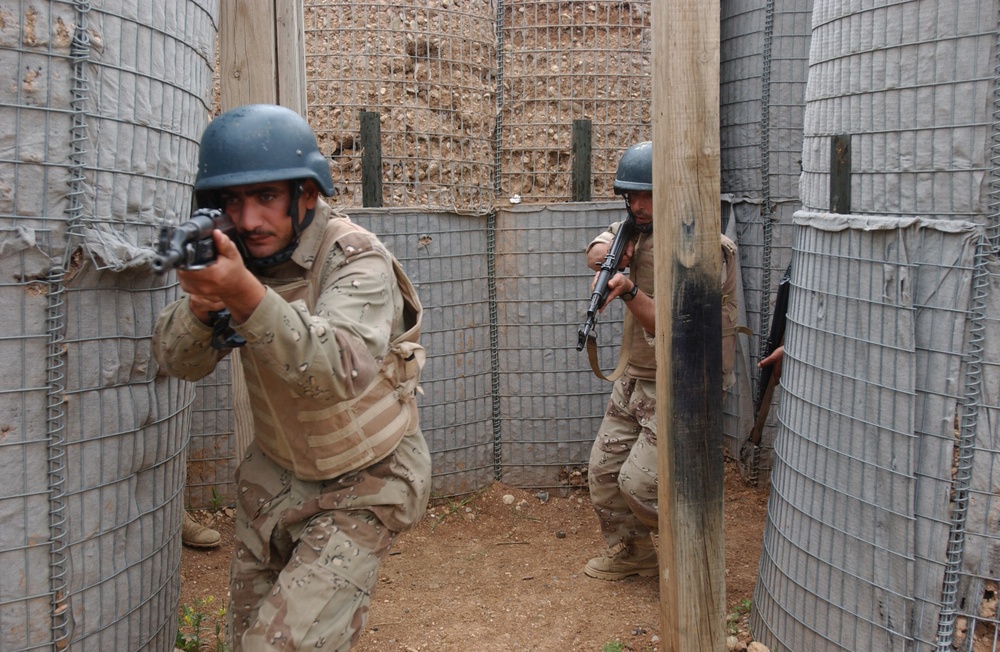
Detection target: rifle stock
<box><xmin>576</xmin><ymin>219</ymin><xmax>634</xmax><ymax>351</ymax></box>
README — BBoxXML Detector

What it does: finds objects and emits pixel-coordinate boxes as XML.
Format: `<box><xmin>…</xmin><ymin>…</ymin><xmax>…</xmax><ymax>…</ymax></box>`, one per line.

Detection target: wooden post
<box><xmin>217</xmin><ymin>0</ymin><xmax>306</xmax><ymax>115</ymax></box>
<box><xmin>216</xmin><ymin>0</ymin><xmax>309</xmax><ymax>463</ymax></box>
<box><xmin>653</xmin><ymin>0</ymin><xmax>726</xmax><ymax>649</ymax></box>
<box><xmin>571</xmin><ymin>119</ymin><xmax>592</xmax><ymax>201</ymax></box>
<box><xmin>360</xmin><ymin>111</ymin><xmax>384</xmax><ymax>208</ymax></box>
<box><xmin>274</xmin><ymin>1</ymin><xmax>307</xmax><ymax>114</ymax></box>
<box><xmin>830</xmin><ymin>134</ymin><xmax>851</xmax><ymax>214</ymax></box>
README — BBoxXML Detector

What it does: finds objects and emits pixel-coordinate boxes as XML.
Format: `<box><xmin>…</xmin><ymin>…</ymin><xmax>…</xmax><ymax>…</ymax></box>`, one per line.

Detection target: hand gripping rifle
<box><xmin>151</xmin><ymin>208</ymin><xmax>246</xmax><ymax>350</ymax></box>
<box><xmin>577</xmin><ymin>219</ymin><xmax>635</xmax><ymax>352</ymax></box>
<box><xmin>576</xmin><ymin>220</ymin><xmax>636</xmax><ymax>381</ymax></box>
<box><xmin>742</xmin><ymin>264</ymin><xmax>791</xmax><ymax>485</ymax></box>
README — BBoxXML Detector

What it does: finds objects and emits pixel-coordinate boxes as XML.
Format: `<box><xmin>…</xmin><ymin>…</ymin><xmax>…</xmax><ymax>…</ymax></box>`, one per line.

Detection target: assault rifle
<box><xmin>152</xmin><ymin>208</ymin><xmax>246</xmax><ymax>350</ymax></box>
<box><xmin>152</xmin><ymin>208</ymin><xmax>234</xmax><ymax>273</ymax></box>
<box><xmin>742</xmin><ymin>264</ymin><xmax>791</xmax><ymax>485</ymax></box>
<box><xmin>576</xmin><ymin>218</ymin><xmax>634</xmax><ymax>352</ymax></box>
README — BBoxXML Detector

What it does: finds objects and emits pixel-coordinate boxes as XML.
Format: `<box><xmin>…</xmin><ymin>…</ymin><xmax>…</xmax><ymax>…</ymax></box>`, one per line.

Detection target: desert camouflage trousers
<box><xmin>588</xmin><ymin>376</ymin><xmax>659</xmax><ymax>547</ymax></box>
<box><xmin>228</xmin><ymin>429</ymin><xmax>431</xmax><ymax>651</ymax></box>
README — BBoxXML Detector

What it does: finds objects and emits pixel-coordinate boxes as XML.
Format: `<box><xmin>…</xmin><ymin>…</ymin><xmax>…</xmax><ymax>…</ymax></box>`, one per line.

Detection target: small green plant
<box><xmin>600</xmin><ymin>641</ymin><xmax>626</xmax><ymax>652</ymax></box>
<box><xmin>428</xmin><ymin>486</ymin><xmax>489</xmax><ymax>530</ymax></box>
<box><xmin>209</xmin><ymin>487</ymin><xmax>226</xmax><ymax>511</ymax></box>
<box><xmin>176</xmin><ymin>595</ymin><xmax>228</xmax><ymax>652</ymax></box>
<box><xmin>726</xmin><ymin>597</ymin><xmax>753</xmax><ymax>636</ymax></box>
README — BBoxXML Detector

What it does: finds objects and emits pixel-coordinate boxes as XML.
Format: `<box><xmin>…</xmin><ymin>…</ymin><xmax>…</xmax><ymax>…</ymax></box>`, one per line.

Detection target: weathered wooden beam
<box><xmin>830</xmin><ymin>134</ymin><xmax>851</xmax><ymax>214</ymax></box>
<box><xmin>572</xmin><ymin>119</ymin><xmax>592</xmax><ymax>202</ymax></box>
<box><xmin>360</xmin><ymin>111</ymin><xmax>384</xmax><ymax>208</ymax></box>
<box><xmin>653</xmin><ymin>0</ymin><xmax>726</xmax><ymax>648</ymax></box>
<box><xmin>217</xmin><ymin>0</ymin><xmax>306</xmax><ymax>115</ymax></box>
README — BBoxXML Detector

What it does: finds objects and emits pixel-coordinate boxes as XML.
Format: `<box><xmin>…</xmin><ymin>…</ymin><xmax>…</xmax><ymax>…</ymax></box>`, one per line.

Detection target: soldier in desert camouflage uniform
<box><xmin>152</xmin><ymin>104</ymin><xmax>430</xmax><ymax>651</ymax></box>
<box><xmin>582</xmin><ymin>141</ymin><xmax>740</xmax><ymax>580</ymax></box>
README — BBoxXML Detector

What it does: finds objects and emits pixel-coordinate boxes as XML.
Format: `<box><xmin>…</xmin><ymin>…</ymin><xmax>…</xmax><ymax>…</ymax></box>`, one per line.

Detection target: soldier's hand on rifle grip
<box><xmin>177</xmin><ymin>229</ymin><xmax>265</xmax><ymax>325</ymax></box>
<box><xmin>758</xmin><ymin>345</ymin><xmax>784</xmax><ymax>380</ymax></box>
<box><xmin>591</xmin><ymin>272</ymin><xmax>634</xmax><ymax>313</ymax></box>
<box><xmin>588</xmin><ymin>239</ymin><xmax>635</xmax><ymax>272</ymax></box>
<box><xmin>186</xmin><ymin>292</ymin><xmax>226</xmax><ymax>326</ymax></box>
<box><xmin>176</xmin><ymin>229</ymin><xmax>239</xmax><ymax>296</ymax></box>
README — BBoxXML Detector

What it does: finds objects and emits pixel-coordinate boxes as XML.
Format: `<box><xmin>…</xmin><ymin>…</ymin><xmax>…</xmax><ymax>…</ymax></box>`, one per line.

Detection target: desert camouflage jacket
<box><xmin>153</xmin><ymin>200</ymin><xmax>425</xmax><ymax>480</ymax></box>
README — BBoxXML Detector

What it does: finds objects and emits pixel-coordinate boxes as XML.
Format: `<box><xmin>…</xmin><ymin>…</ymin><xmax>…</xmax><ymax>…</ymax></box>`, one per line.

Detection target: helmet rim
<box><xmin>194</xmin><ymin>104</ymin><xmax>335</xmax><ymax>197</ymax></box>
<box><xmin>612</xmin><ymin>141</ymin><xmax>653</xmax><ymax>195</ymax></box>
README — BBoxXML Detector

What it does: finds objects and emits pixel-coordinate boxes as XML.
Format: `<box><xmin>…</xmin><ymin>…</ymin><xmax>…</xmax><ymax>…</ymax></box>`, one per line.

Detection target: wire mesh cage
<box><xmin>720</xmin><ymin>0</ymin><xmax>814</xmax><ymax>483</ymax></box>
<box><xmin>750</xmin><ymin>0</ymin><xmax>1000</xmax><ymax>647</ymax></box>
<box><xmin>499</xmin><ymin>0</ymin><xmax>652</xmax><ymax>204</ymax></box>
<box><xmin>0</xmin><ymin>1</ymin><xmax>218</xmax><ymax>650</ymax></box>
<box><xmin>300</xmin><ymin>1</ymin><xmax>653</xmax><ymax>212</ymax></box>
<box><xmin>303</xmin><ymin>1</ymin><xmax>497</xmax><ymax>213</ymax></box>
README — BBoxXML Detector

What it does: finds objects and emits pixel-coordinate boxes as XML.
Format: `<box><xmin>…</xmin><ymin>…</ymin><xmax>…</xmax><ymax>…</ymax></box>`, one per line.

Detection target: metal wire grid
<box><xmin>350</xmin><ymin>205</ymin><xmax>628</xmax><ymax>494</ymax></box>
<box><xmin>59</xmin><ymin>269</ymin><xmax>193</xmax><ymax>652</ymax></box>
<box><xmin>0</xmin><ymin>1</ymin><xmax>217</xmax><ymax>649</ymax></box>
<box><xmin>498</xmin><ymin>0</ymin><xmax>651</xmax><ymax>204</ymax></box>
<box><xmin>952</xmin><ymin>20</ymin><xmax>1000</xmax><ymax>644</ymax></box>
<box><xmin>752</xmin><ymin>219</ymin><xmax>981</xmax><ymax>651</ymax></box>
<box><xmin>70</xmin><ymin>3</ymin><xmax>217</xmax><ymax>268</ymax></box>
<box><xmin>349</xmin><ymin>209</ymin><xmax>496</xmax><ymax>498</ymax></box>
<box><xmin>237</xmin><ymin>1</ymin><xmax>652</xmax><ymax>211</ymax></box>
<box><xmin>0</xmin><ymin>270</ymin><xmax>58</xmax><ymax>649</ymax></box>
<box><xmin>993</xmin><ymin>18</ymin><xmax>1000</xmax><ymax>251</ymax></box>
<box><xmin>493</xmin><ymin>204</ymin><xmax>625</xmax><ymax>488</ymax></box>
<box><xmin>721</xmin><ymin>0</ymin><xmax>766</xmax><ymax>197</ymax></box>
<box><xmin>947</xmin><ymin>261</ymin><xmax>1000</xmax><ymax>652</ymax></box>
<box><xmin>186</xmin><ymin>361</ymin><xmax>236</xmax><ymax>508</ymax></box>
<box><xmin>799</xmin><ymin>0</ymin><xmax>996</xmax><ymax>224</ymax></box>
<box><xmin>720</xmin><ymin>0</ymin><xmax>813</xmax><ymax>481</ymax></box>
<box><xmin>302</xmin><ymin>1</ymin><xmax>496</xmax><ymax>214</ymax></box>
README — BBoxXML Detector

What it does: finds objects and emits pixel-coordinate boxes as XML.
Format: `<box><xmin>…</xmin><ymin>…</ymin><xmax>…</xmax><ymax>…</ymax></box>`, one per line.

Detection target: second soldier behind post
<box><xmin>152</xmin><ymin>104</ymin><xmax>431</xmax><ymax>650</ymax></box>
<box><xmin>582</xmin><ymin>141</ymin><xmax>741</xmax><ymax>580</ymax></box>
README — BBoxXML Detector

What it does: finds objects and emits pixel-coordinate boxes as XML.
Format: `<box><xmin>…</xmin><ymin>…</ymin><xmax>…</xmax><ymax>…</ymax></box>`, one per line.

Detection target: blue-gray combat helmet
<box><xmin>194</xmin><ymin>104</ymin><xmax>334</xmax><ymax>198</ymax></box>
<box><xmin>612</xmin><ymin>141</ymin><xmax>653</xmax><ymax>195</ymax></box>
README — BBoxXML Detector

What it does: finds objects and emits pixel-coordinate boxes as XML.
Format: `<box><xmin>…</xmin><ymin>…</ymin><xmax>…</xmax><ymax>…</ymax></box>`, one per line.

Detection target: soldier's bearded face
<box><xmin>627</xmin><ymin>191</ymin><xmax>653</xmax><ymax>228</ymax></box>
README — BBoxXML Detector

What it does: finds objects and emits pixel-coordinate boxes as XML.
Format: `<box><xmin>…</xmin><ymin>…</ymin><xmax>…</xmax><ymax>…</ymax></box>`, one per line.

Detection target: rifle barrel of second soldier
<box><xmin>576</xmin><ymin>219</ymin><xmax>634</xmax><ymax>350</ymax></box>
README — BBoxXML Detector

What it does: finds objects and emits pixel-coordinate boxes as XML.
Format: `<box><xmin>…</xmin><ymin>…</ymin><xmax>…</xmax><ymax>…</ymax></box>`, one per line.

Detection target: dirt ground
<box><xmin>177</xmin><ymin>458</ymin><xmax>769</xmax><ymax>651</ymax></box>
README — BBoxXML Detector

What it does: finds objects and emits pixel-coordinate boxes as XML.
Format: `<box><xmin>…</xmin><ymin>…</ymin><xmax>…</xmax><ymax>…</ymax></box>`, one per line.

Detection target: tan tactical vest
<box><xmin>240</xmin><ymin>217</ymin><xmax>425</xmax><ymax>481</ymax></box>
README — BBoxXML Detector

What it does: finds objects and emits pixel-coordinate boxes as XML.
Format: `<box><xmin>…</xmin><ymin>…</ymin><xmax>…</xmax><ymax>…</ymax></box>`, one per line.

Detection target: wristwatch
<box><xmin>622</xmin><ymin>283</ymin><xmax>639</xmax><ymax>302</ymax></box>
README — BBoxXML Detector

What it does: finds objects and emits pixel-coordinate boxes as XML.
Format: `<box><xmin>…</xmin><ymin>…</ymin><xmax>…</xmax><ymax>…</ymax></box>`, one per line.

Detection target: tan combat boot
<box><xmin>182</xmin><ymin>512</ymin><xmax>221</xmax><ymax>548</ymax></box>
<box><xmin>584</xmin><ymin>537</ymin><xmax>658</xmax><ymax>580</ymax></box>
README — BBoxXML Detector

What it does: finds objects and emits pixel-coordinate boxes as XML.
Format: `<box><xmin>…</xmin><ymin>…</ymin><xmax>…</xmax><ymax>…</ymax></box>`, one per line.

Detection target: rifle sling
<box><xmin>586</xmin><ymin>312</ymin><xmax>634</xmax><ymax>382</ymax></box>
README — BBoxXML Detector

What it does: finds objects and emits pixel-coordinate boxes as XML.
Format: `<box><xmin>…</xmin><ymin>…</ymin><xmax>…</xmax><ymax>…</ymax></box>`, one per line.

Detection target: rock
<box><xmin>502</xmin><ymin>494</ymin><xmax>515</xmax><ymax>505</ymax></box>
<box><xmin>727</xmin><ymin>635</ymin><xmax>747</xmax><ymax>651</ymax></box>
<box><xmin>747</xmin><ymin>642</ymin><xmax>771</xmax><ymax>652</ymax></box>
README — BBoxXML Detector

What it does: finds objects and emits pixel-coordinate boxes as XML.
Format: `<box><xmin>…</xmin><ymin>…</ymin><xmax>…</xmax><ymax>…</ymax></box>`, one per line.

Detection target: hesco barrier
<box><xmin>0</xmin><ymin>2</ymin><xmax>218</xmax><ymax>650</ymax></box>
<box><xmin>752</xmin><ymin>0</ymin><xmax>1000</xmax><ymax>648</ymax></box>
